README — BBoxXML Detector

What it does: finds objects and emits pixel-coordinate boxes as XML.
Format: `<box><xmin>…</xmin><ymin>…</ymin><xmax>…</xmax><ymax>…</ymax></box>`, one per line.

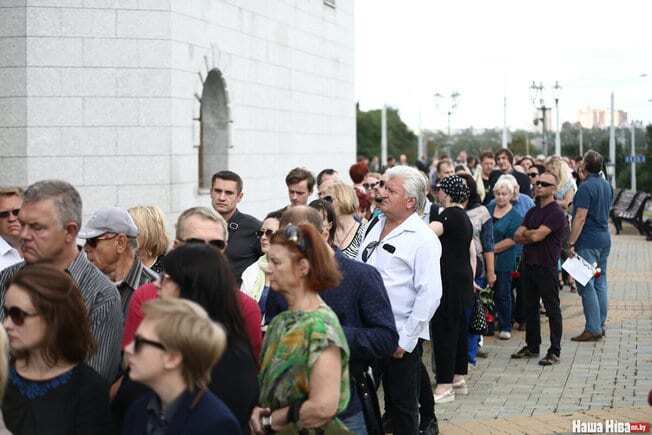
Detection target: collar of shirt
<box><xmin>146</xmin><ymin>390</ymin><xmax>188</xmax><ymax>429</ymax></box>
<box><xmin>120</xmin><ymin>258</ymin><xmax>147</xmax><ymax>292</ymax></box>
<box><xmin>0</xmin><ymin>237</ymin><xmax>17</xmax><ymax>256</ymax></box>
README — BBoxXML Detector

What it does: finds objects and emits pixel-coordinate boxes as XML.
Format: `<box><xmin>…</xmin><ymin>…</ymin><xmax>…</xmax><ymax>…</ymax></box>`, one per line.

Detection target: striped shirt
<box><xmin>117</xmin><ymin>258</ymin><xmax>158</xmax><ymax>316</ymax></box>
<box><xmin>341</xmin><ymin>221</ymin><xmax>367</xmax><ymax>260</ymax></box>
<box><xmin>0</xmin><ymin>251</ymin><xmax>123</xmax><ymax>382</ymax></box>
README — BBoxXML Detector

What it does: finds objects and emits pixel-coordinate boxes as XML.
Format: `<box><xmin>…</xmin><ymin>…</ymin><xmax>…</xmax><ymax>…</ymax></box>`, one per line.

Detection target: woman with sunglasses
<box><xmin>249</xmin><ymin>224</ymin><xmax>351</xmax><ymax>434</ymax></box>
<box><xmin>241</xmin><ymin>210</ymin><xmax>283</xmax><ymax>323</ymax></box>
<box><xmin>1</xmin><ymin>265</ymin><xmax>114</xmax><ymax>435</ymax></box>
<box><xmin>123</xmin><ymin>297</ymin><xmax>241</xmax><ymax>435</ymax></box>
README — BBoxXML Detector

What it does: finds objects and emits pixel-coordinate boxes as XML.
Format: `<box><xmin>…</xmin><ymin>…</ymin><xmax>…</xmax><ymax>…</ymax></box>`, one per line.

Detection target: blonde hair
<box><xmin>142</xmin><ymin>298</ymin><xmax>227</xmax><ymax>391</ymax></box>
<box><xmin>494</xmin><ymin>174</ymin><xmax>519</xmax><ymax>202</ymax></box>
<box><xmin>545</xmin><ymin>156</ymin><xmax>572</xmax><ymax>189</ymax></box>
<box><xmin>0</xmin><ymin>326</ymin><xmax>9</xmax><ymax>398</ymax></box>
<box><xmin>128</xmin><ymin>206</ymin><xmax>170</xmax><ymax>258</ymax></box>
<box><xmin>175</xmin><ymin>207</ymin><xmax>228</xmax><ymax>242</ymax></box>
<box><xmin>326</xmin><ymin>182</ymin><xmax>358</xmax><ymax>216</ymax></box>
<box><xmin>366</xmin><ymin>172</ymin><xmax>381</xmax><ymax>180</ymax></box>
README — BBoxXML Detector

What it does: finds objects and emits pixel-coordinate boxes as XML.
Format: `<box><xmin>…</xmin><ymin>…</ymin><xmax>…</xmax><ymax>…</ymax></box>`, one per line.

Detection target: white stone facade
<box><xmin>0</xmin><ymin>0</ymin><xmax>355</xmax><ymax>222</ymax></box>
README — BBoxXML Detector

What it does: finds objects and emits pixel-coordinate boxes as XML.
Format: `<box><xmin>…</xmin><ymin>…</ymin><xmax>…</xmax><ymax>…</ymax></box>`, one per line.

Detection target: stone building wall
<box><xmin>0</xmin><ymin>0</ymin><xmax>355</xmax><ymax>222</ymax></box>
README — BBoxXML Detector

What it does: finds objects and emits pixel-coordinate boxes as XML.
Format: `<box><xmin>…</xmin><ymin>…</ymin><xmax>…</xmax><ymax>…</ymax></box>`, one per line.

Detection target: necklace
<box><xmin>336</xmin><ymin>221</ymin><xmax>358</xmax><ymax>248</ymax></box>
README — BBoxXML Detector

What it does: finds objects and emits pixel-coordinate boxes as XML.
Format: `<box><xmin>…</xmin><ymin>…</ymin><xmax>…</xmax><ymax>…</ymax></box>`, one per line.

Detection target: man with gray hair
<box><xmin>0</xmin><ymin>180</ymin><xmax>122</xmax><ymax>381</ymax></box>
<box><xmin>357</xmin><ymin>165</ymin><xmax>442</xmax><ymax>435</ymax></box>
<box><xmin>80</xmin><ymin>207</ymin><xmax>158</xmax><ymax>315</ymax></box>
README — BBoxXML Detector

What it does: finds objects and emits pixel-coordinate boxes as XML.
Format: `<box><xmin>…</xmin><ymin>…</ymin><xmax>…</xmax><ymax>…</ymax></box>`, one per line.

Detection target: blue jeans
<box><xmin>340</xmin><ymin>411</ymin><xmax>368</xmax><ymax>435</ymax></box>
<box><xmin>494</xmin><ymin>271</ymin><xmax>513</xmax><ymax>332</ymax></box>
<box><xmin>576</xmin><ymin>246</ymin><xmax>610</xmax><ymax>335</ymax></box>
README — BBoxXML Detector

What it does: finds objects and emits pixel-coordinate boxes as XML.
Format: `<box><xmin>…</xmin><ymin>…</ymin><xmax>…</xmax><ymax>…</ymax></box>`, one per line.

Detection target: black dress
<box><xmin>430</xmin><ymin>206</ymin><xmax>474</xmax><ymax>384</ymax></box>
<box><xmin>2</xmin><ymin>363</ymin><xmax>115</xmax><ymax>435</ymax></box>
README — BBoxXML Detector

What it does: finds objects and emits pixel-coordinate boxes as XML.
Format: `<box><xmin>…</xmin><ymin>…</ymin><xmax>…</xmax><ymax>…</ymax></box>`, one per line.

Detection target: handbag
<box><xmin>469</xmin><ymin>292</ymin><xmax>488</xmax><ymax>335</ymax></box>
<box><xmin>352</xmin><ymin>367</ymin><xmax>383</xmax><ymax>435</ymax></box>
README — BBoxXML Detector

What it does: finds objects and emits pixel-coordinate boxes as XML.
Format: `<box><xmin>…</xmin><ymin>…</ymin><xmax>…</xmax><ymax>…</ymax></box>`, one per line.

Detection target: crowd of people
<box><xmin>0</xmin><ymin>147</ymin><xmax>613</xmax><ymax>435</ymax></box>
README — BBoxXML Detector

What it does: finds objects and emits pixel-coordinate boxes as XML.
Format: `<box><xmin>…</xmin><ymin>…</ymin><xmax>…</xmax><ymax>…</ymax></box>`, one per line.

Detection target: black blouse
<box><xmin>2</xmin><ymin>363</ymin><xmax>115</xmax><ymax>435</ymax></box>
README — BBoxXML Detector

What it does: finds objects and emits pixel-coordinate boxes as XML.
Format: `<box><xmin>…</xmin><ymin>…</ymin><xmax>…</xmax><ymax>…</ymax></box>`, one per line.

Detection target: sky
<box><xmin>354</xmin><ymin>0</ymin><xmax>652</xmax><ymax>133</ymax></box>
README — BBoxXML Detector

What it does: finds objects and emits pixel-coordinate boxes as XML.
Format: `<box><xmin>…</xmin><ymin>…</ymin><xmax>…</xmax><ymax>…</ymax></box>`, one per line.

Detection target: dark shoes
<box><xmin>420</xmin><ymin>419</ymin><xmax>440</xmax><ymax>435</ymax></box>
<box><xmin>511</xmin><ymin>346</ymin><xmax>539</xmax><ymax>359</ymax></box>
<box><xmin>538</xmin><ymin>353</ymin><xmax>560</xmax><ymax>366</ymax></box>
<box><xmin>571</xmin><ymin>330</ymin><xmax>602</xmax><ymax>342</ymax></box>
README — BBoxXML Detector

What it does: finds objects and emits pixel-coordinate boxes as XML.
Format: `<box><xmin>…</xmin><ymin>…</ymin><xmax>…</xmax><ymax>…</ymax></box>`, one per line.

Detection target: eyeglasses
<box><xmin>322</xmin><ymin>195</ymin><xmax>334</xmax><ymax>203</ymax></box>
<box><xmin>182</xmin><ymin>237</ymin><xmax>226</xmax><ymax>250</ymax></box>
<box><xmin>0</xmin><ymin>209</ymin><xmax>20</xmax><ymax>219</ymax></box>
<box><xmin>133</xmin><ymin>334</ymin><xmax>166</xmax><ymax>353</ymax></box>
<box><xmin>535</xmin><ymin>181</ymin><xmax>555</xmax><ymax>188</ymax></box>
<box><xmin>363</xmin><ymin>182</ymin><xmax>379</xmax><ymax>190</ymax></box>
<box><xmin>528</xmin><ymin>172</ymin><xmax>539</xmax><ymax>178</ymax></box>
<box><xmin>361</xmin><ymin>241</ymin><xmax>380</xmax><ymax>263</ymax></box>
<box><xmin>85</xmin><ymin>233</ymin><xmax>118</xmax><ymax>248</ymax></box>
<box><xmin>256</xmin><ymin>229</ymin><xmax>275</xmax><ymax>238</ymax></box>
<box><xmin>283</xmin><ymin>224</ymin><xmax>307</xmax><ymax>253</ymax></box>
<box><xmin>378</xmin><ymin>180</ymin><xmax>385</xmax><ymax>188</ymax></box>
<box><xmin>3</xmin><ymin>306</ymin><xmax>39</xmax><ymax>326</ymax></box>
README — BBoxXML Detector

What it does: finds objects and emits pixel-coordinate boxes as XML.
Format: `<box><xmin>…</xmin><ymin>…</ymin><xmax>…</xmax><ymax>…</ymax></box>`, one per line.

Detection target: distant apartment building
<box><xmin>577</xmin><ymin>107</ymin><xmax>628</xmax><ymax>129</ymax></box>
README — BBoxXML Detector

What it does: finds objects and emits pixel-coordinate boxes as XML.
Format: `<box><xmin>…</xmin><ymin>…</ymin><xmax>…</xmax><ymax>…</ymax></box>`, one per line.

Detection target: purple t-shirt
<box><xmin>522</xmin><ymin>201</ymin><xmax>567</xmax><ymax>268</ymax></box>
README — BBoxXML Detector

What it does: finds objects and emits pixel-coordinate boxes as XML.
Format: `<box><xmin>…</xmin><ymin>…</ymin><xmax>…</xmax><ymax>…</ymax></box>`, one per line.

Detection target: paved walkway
<box><xmin>429</xmin><ymin>230</ymin><xmax>652</xmax><ymax>434</ymax></box>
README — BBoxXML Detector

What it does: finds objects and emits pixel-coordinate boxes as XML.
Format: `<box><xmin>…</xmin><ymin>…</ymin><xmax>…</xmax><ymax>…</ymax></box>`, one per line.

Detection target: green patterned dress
<box><xmin>258</xmin><ymin>299</ymin><xmax>350</xmax><ymax>415</ymax></box>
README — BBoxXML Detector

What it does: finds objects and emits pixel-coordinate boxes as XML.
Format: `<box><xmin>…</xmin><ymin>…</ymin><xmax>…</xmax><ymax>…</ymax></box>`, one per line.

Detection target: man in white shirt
<box><xmin>0</xmin><ymin>187</ymin><xmax>23</xmax><ymax>271</ymax></box>
<box><xmin>357</xmin><ymin>166</ymin><xmax>442</xmax><ymax>435</ymax></box>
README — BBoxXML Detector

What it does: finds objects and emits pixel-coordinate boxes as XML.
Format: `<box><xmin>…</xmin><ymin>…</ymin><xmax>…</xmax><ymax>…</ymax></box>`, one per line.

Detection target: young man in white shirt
<box><xmin>0</xmin><ymin>188</ymin><xmax>23</xmax><ymax>271</ymax></box>
<box><xmin>357</xmin><ymin>166</ymin><xmax>442</xmax><ymax>435</ymax></box>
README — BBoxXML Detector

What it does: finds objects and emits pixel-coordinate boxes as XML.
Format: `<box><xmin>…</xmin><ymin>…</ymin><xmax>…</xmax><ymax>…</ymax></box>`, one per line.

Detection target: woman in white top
<box><xmin>240</xmin><ymin>210</ymin><xmax>282</xmax><ymax>322</ymax></box>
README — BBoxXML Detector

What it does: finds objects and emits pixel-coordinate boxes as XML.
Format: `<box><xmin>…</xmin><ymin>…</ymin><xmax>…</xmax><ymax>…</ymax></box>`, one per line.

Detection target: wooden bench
<box><xmin>610</xmin><ymin>190</ymin><xmax>651</xmax><ymax>235</ymax></box>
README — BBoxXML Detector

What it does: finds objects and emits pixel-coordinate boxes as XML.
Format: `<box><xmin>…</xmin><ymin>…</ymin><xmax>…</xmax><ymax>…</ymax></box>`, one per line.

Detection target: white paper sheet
<box><xmin>562</xmin><ymin>254</ymin><xmax>596</xmax><ymax>286</ymax></box>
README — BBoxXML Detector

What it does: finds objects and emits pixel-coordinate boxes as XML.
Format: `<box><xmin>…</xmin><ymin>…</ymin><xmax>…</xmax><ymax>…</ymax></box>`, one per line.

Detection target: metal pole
<box><xmin>609</xmin><ymin>92</ymin><xmax>616</xmax><ymax>188</ymax></box>
<box><xmin>381</xmin><ymin>105</ymin><xmax>388</xmax><ymax>167</ymax></box>
<box><xmin>555</xmin><ymin>98</ymin><xmax>561</xmax><ymax>155</ymax></box>
<box><xmin>631</xmin><ymin>123</ymin><xmax>636</xmax><ymax>191</ymax></box>
<box><xmin>541</xmin><ymin>106</ymin><xmax>548</xmax><ymax>155</ymax></box>
<box><xmin>579</xmin><ymin>126</ymin><xmax>583</xmax><ymax>156</ymax></box>
<box><xmin>502</xmin><ymin>96</ymin><xmax>508</xmax><ymax>149</ymax></box>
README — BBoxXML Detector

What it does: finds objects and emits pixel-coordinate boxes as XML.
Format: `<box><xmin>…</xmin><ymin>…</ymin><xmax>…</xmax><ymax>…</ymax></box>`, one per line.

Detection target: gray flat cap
<box><xmin>78</xmin><ymin>207</ymin><xmax>139</xmax><ymax>239</ymax></box>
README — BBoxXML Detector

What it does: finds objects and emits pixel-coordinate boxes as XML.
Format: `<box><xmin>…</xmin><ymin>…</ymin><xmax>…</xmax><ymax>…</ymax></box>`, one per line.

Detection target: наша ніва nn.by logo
<box><xmin>572</xmin><ymin>419</ymin><xmax>650</xmax><ymax>433</ymax></box>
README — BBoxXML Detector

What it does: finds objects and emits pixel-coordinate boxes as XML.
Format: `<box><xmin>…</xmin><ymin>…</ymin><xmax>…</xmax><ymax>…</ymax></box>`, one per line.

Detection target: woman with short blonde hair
<box><xmin>545</xmin><ymin>156</ymin><xmax>576</xmax><ymax>210</ymax></box>
<box><xmin>123</xmin><ymin>298</ymin><xmax>240</xmax><ymax>435</ymax></box>
<box><xmin>128</xmin><ymin>206</ymin><xmax>170</xmax><ymax>273</ymax></box>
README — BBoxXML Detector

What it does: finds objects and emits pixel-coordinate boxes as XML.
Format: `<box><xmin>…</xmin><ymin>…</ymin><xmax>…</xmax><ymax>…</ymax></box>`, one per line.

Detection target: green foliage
<box><xmin>356</xmin><ymin>105</ymin><xmax>418</xmax><ymax>162</ymax></box>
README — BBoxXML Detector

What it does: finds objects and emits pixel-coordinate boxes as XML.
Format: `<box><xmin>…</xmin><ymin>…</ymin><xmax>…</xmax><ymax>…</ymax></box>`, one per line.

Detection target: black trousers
<box><xmin>522</xmin><ymin>264</ymin><xmax>563</xmax><ymax>357</ymax></box>
<box><xmin>430</xmin><ymin>301</ymin><xmax>468</xmax><ymax>384</ymax></box>
<box><xmin>418</xmin><ymin>360</ymin><xmax>437</xmax><ymax>429</ymax></box>
<box><xmin>381</xmin><ymin>341</ymin><xmax>423</xmax><ymax>435</ymax></box>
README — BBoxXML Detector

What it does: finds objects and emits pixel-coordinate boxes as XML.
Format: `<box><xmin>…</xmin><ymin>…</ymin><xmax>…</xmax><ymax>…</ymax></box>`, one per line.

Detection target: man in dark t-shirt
<box><xmin>210</xmin><ymin>171</ymin><xmax>261</xmax><ymax>281</ymax></box>
<box><xmin>512</xmin><ymin>172</ymin><xmax>567</xmax><ymax>366</ymax></box>
<box><xmin>484</xmin><ymin>149</ymin><xmax>532</xmax><ymax>204</ymax></box>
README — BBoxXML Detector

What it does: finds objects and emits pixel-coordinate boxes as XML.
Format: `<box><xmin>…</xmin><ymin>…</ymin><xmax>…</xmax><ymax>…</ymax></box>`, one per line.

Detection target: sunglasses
<box><xmin>85</xmin><ymin>233</ymin><xmax>118</xmax><ymax>248</ymax></box>
<box><xmin>3</xmin><ymin>306</ymin><xmax>39</xmax><ymax>326</ymax></box>
<box><xmin>283</xmin><ymin>224</ymin><xmax>307</xmax><ymax>253</ymax></box>
<box><xmin>133</xmin><ymin>334</ymin><xmax>166</xmax><ymax>353</ymax></box>
<box><xmin>535</xmin><ymin>181</ymin><xmax>555</xmax><ymax>188</ymax></box>
<box><xmin>363</xmin><ymin>182</ymin><xmax>379</xmax><ymax>190</ymax></box>
<box><xmin>256</xmin><ymin>229</ymin><xmax>275</xmax><ymax>238</ymax></box>
<box><xmin>361</xmin><ymin>241</ymin><xmax>380</xmax><ymax>263</ymax></box>
<box><xmin>183</xmin><ymin>237</ymin><xmax>226</xmax><ymax>250</ymax></box>
<box><xmin>528</xmin><ymin>172</ymin><xmax>539</xmax><ymax>178</ymax></box>
<box><xmin>0</xmin><ymin>209</ymin><xmax>20</xmax><ymax>219</ymax></box>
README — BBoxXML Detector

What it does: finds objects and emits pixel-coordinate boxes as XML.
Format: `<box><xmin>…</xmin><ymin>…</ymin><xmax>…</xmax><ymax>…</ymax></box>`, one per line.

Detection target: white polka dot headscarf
<box><xmin>438</xmin><ymin>175</ymin><xmax>470</xmax><ymax>204</ymax></box>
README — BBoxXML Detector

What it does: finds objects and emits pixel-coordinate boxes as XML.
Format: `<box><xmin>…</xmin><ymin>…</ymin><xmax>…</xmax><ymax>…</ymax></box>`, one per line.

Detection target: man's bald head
<box><xmin>280</xmin><ymin>206</ymin><xmax>324</xmax><ymax>231</ymax></box>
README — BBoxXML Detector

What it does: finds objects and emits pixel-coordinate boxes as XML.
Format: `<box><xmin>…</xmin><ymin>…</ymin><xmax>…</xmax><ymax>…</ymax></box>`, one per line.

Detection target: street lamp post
<box><xmin>529</xmin><ymin>81</ymin><xmax>552</xmax><ymax>155</ymax></box>
<box><xmin>630</xmin><ymin>121</ymin><xmax>637</xmax><ymax>191</ymax></box>
<box><xmin>434</xmin><ymin>91</ymin><xmax>460</xmax><ymax>157</ymax></box>
<box><xmin>553</xmin><ymin>81</ymin><xmax>562</xmax><ymax>156</ymax></box>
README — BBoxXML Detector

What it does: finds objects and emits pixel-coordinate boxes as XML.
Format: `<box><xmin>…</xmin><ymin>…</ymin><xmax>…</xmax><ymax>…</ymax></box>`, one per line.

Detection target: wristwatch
<box><xmin>261</xmin><ymin>414</ymin><xmax>273</xmax><ymax>433</ymax></box>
